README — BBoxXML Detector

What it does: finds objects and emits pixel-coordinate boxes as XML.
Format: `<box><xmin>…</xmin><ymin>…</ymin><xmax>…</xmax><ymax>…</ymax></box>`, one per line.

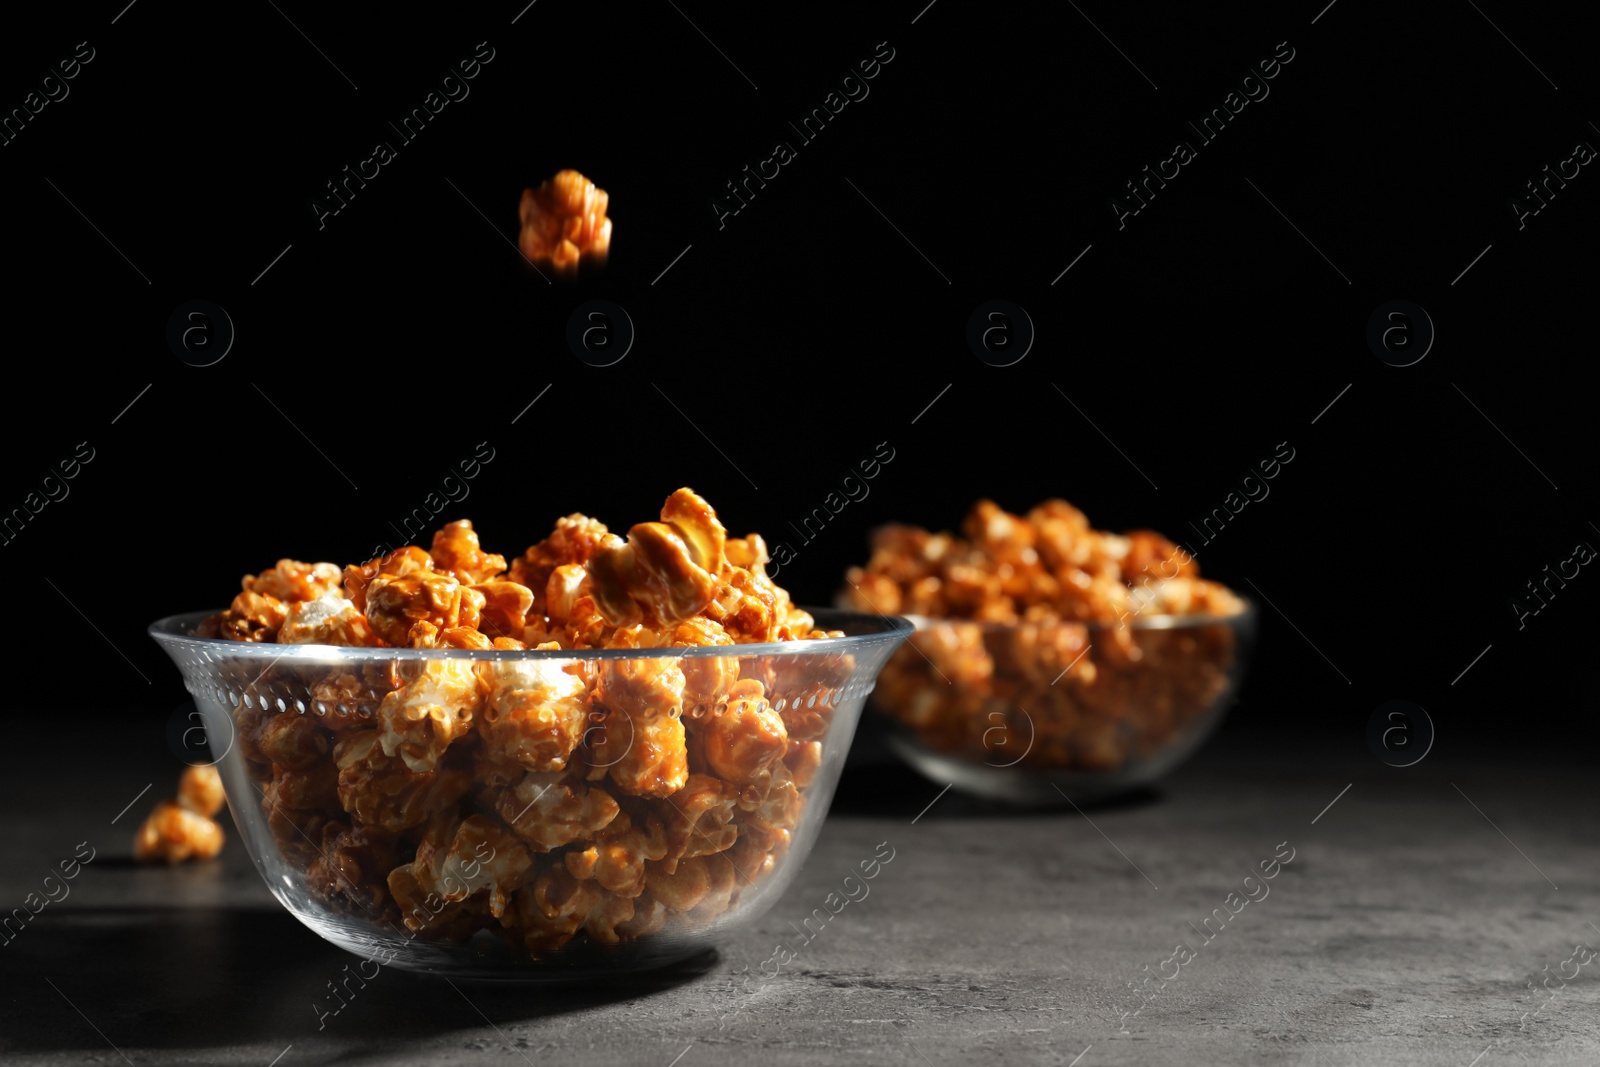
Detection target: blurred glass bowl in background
<box><xmin>869</xmin><ymin>604</ymin><xmax>1255</xmax><ymax>804</ymax></box>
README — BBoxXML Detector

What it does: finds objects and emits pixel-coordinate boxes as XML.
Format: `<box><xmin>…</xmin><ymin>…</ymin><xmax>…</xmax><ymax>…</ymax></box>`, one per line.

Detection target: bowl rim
<box><xmin>897</xmin><ymin>596</ymin><xmax>1256</xmax><ymax>633</ymax></box>
<box><xmin>149</xmin><ymin>606</ymin><xmax>913</xmax><ymax>661</ymax></box>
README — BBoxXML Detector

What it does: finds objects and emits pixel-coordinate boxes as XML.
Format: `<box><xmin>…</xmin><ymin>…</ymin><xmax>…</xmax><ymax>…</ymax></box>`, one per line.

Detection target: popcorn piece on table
<box><xmin>178</xmin><ymin>764</ymin><xmax>225</xmax><ymax>817</ymax></box>
<box><xmin>134</xmin><ymin>763</ymin><xmax>228</xmax><ymax>865</ymax></box>
<box><xmin>133</xmin><ymin>801</ymin><xmax>225</xmax><ymax>863</ymax></box>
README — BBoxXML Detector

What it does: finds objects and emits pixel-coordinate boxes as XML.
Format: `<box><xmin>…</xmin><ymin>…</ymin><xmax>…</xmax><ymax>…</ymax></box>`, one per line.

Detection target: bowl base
<box><xmin>884</xmin><ymin>730</ymin><xmax>1211</xmax><ymax>805</ymax></box>
<box><xmin>292</xmin><ymin>905</ymin><xmax>717</xmax><ymax>982</ymax></box>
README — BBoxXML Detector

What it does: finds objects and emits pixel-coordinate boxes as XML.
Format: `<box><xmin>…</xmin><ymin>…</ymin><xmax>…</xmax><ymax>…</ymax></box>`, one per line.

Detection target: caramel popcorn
<box><xmin>509</xmin><ymin>866</ymin><xmax>603</xmax><ymax>953</ymax></box>
<box><xmin>660</xmin><ymin>774</ymin><xmax>739</xmax><ymax>870</ymax></box>
<box><xmin>178</xmin><ymin>765</ymin><xmax>225</xmax><ymax>817</ymax></box>
<box><xmin>843</xmin><ymin>499</ymin><xmax>1246</xmax><ymax>775</ymax></box>
<box><xmin>247</xmin><ymin>559</ymin><xmax>344</xmax><ymax>602</ymax></box>
<box><xmin>375</xmin><ymin>660</ymin><xmax>483</xmax><ymax>773</ymax></box>
<box><xmin>784</xmin><ymin>740</ymin><xmax>824</xmax><ymax>789</ymax></box>
<box><xmin>196</xmin><ymin>559</ymin><xmax>341</xmax><ymax>641</ymax></box>
<box><xmin>307</xmin><ymin>823</ymin><xmax>401</xmax><ymax>917</ymax></box>
<box><xmin>701</xmin><ymin>681</ymin><xmax>787</xmax><ymax>783</ymax></box>
<box><xmin>495</xmin><ymin>772</ymin><xmax>619</xmax><ymax>852</ymax></box>
<box><xmin>670</xmin><ymin>617</ymin><xmax>738</xmax><ymax>713</ymax></box>
<box><xmin>591</xmin><ymin>634</ymin><xmax>690</xmax><ymax>798</ymax></box>
<box><xmin>593</xmin><ymin>703</ymin><xmax>689</xmax><ymax>800</ymax></box>
<box><xmin>263</xmin><ymin>802</ymin><xmax>341</xmax><ymax>870</ymax></box>
<box><xmin>134</xmin><ymin>765</ymin><xmax>227</xmax><ymax>864</ymax></box>
<box><xmin>134</xmin><ymin>802</ymin><xmax>225</xmax><ymax>863</ymax></box>
<box><xmin>735</xmin><ymin>758</ymin><xmax>802</xmax><ymax>853</ymax></box>
<box><xmin>580</xmin><ymin>889</ymin><xmax>637</xmax><ymax>944</ymax></box>
<box><xmin>517</xmin><ymin>169</ymin><xmax>613</xmax><ymax>277</ymax></box>
<box><xmin>196</xmin><ymin>590</ymin><xmax>287</xmax><ymax>642</ymax></box>
<box><xmin>257</xmin><ymin>712</ymin><xmax>331</xmax><ymax>769</ymax></box>
<box><xmin>390</xmin><ymin>812</ymin><xmax>532</xmax><ymax>923</ymax></box>
<box><xmin>510</xmin><ymin>515</ymin><xmax>618</xmax><ymax>603</ymax></box>
<box><xmin>564</xmin><ymin>807</ymin><xmax>667</xmax><ymax>898</ymax></box>
<box><xmin>365</xmin><ymin>569</ymin><xmax>485</xmax><ymax>648</ymax></box>
<box><xmin>616</xmin><ymin>892</ymin><xmax>667</xmax><ymax>939</ymax></box>
<box><xmin>430</xmin><ymin>520</ymin><xmax>507</xmax><ymax>585</ymax></box>
<box><xmin>187</xmin><ymin>489</ymin><xmax>850</xmax><ymax>959</ymax></box>
<box><xmin>588</xmin><ymin>488</ymin><xmax>726</xmax><ymax>627</ymax></box>
<box><xmin>686</xmin><ymin>849</ymin><xmax>741</xmax><ymax>924</ymax></box>
<box><xmin>269</xmin><ymin>763</ymin><xmax>340</xmax><ymax>812</ymax></box>
<box><xmin>279</xmin><ymin>593</ymin><xmax>377</xmax><ymax>647</ymax></box>
<box><xmin>334</xmin><ymin>732</ymin><xmax>473</xmax><ymax>834</ymax></box>
<box><xmin>646</xmin><ymin>855</ymin><xmax>712</xmax><ymax>911</ymax></box>
<box><xmin>478</xmin><ymin>659</ymin><xmax>590</xmax><ymax>773</ymax></box>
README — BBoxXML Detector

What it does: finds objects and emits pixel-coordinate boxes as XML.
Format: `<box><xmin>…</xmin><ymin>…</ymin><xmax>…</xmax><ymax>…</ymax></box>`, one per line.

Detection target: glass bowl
<box><xmin>150</xmin><ymin>609</ymin><xmax>910</xmax><ymax>980</ymax></box>
<box><xmin>868</xmin><ymin>604</ymin><xmax>1255</xmax><ymax>804</ymax></box>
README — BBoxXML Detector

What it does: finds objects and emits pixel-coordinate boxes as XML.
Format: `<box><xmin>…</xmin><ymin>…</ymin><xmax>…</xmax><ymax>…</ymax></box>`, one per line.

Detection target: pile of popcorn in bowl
<box><xmin>843</xmin><ymin>499</ymin><xmax>1254</xmax><ymax>802</ymax></box>
<box><xmin>151</xmin><ymin>489</ymin><xmax>908</xmax><ymax>975</ymax></box>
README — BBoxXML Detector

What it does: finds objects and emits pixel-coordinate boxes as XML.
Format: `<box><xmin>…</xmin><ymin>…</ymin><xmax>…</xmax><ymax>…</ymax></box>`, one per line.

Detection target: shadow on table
<box><xmin>829</xmin><ymin>761</ymin><xmax>1163</xmax><ymax>818</ymax></box>
<box><xmin>3</xmin><ymin>905</ymin><xmax>716</xmax><ymax>1055</ymax></box>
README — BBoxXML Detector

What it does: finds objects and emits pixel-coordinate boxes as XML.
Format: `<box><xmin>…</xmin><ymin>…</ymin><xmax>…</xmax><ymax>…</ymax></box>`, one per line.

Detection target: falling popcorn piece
<box><xmin>135</xmin><ymin>765</ymin><xmax>227</xmax><ymax>863</ymax></box>
<box><xmin>518</xmin><ymin>170</ymin><xmax>612</xmax><ymax>277</ymax></box>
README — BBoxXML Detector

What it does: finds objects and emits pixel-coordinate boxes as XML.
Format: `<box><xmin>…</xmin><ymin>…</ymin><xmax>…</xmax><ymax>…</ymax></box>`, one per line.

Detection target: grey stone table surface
<box><xmin>3</xmin><ymin>715</ymin><xmax>1596</xmax><ymax>1067</ymax></box>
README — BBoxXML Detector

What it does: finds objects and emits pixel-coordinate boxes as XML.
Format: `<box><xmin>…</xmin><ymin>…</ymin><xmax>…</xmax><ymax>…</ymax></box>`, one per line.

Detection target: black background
<box><xmin>3</xmin><ymin>0</ymin><xmax>1594</xmax><ymax>758</ymax></box>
